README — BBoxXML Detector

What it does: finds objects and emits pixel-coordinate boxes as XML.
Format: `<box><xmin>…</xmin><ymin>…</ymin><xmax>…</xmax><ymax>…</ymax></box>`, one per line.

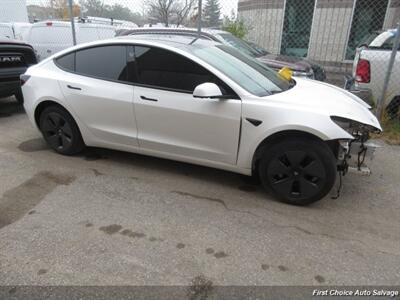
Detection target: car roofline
<box><xmin>116</xmin><ymin>27</ymin><xmax>227</xmax><ymax>41</ymax></box>
<box><xmin>45</xmin><ymin>37</ymin><xmax>218</xmax><ymax>61</ymax></box>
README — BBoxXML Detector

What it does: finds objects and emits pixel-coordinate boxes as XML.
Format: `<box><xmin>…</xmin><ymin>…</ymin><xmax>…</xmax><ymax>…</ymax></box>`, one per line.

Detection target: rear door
<box><xmin>130</xmin><ymin>45</ymin><xmax>242</xmax><ymax>165</ymax></box>
<box><xmin>58</xmin><ymin>45</ymin><xmax>138</xmax><ymax>147</ymax></box>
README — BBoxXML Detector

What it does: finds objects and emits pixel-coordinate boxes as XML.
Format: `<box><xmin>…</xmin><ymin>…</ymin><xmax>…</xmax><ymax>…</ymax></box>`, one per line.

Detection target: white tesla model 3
<box><xmin>21</xmin><ymin>36</ymin><xmax>382</xmax><ymax>205</ymax></box>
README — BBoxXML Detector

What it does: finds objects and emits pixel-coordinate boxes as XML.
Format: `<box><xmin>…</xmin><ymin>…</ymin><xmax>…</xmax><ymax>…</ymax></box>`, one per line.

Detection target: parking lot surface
<box><xmin>0</xmin><ymin>97</ymin><xmax>399</xmax><ymax>286</ymax></box>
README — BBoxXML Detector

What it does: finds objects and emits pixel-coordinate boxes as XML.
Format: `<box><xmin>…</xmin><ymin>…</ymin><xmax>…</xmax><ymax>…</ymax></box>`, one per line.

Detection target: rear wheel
<box><xmin>39</xmin><ymin>106</ymin><xmax>84</xmax><ymax>155</ymax></box>
<box><xmin>258</xmin><ymin>138</ymin><xmax>336</xmax><ymax>205</ymax></box>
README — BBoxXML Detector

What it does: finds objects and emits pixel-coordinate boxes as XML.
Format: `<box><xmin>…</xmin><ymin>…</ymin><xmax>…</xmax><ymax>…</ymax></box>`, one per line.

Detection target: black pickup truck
<box><xmin>0</xmin><ymin>39</ymin><xmax>37</xmax><ymax>103</ymax></box>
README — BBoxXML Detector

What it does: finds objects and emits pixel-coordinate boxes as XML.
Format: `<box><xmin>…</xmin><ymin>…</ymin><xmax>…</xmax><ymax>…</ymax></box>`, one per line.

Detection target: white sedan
<box><xmin>21</xmin><ymin>36</ymin><xmax>382</xmax><ymax>205</ymax></box>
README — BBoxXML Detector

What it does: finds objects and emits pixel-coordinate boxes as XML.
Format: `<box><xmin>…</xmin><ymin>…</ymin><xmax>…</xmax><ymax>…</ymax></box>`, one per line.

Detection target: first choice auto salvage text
<box><xmin>313</xmin><ymin>289</ymin><xmax>399</xmax><ymax>297</ymax></box>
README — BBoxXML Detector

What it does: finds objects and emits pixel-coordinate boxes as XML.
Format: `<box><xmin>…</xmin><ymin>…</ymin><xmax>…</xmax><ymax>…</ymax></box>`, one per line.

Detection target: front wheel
<box><xmin>258</xmin><ymin>138</ymin><xmax>337</xmax><ymax>205</ymax></box>
<box><xmin>39</xmin><ymin>105</ymin><xmax>85</xmax><ymax>155</ymax></box>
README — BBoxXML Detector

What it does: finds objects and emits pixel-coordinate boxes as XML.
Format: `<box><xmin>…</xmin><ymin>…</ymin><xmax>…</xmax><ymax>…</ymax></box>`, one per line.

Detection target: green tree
<box><xmin>222</xmin><ymin>12</ymin><xmax>249</xmax><ymax>39</ymax></box>
<box><xmin>203</xmin><ymin>0</ymin><xmax>221</xmax><ymax>27</ymax></box>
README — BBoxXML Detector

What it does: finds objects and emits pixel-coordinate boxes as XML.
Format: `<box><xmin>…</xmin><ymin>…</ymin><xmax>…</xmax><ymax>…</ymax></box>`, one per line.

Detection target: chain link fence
<box><xmin>0</xmin><ymin>0</ymin><xmax>399</xmax><ymax>123</ymax></box>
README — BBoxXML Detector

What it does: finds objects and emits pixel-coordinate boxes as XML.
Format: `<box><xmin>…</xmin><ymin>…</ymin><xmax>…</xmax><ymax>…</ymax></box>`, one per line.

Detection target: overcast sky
<box><xmin>27</xmin><ymin>0</ymin><xmax>238</xmax><ymax>17</ymax></box>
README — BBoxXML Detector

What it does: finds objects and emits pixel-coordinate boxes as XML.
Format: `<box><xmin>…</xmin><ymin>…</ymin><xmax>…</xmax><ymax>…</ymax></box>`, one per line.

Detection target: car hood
<box><xmin>267</xmin><ymin>78</ymin><xmax>382</xmax><ymax>130</ymax></box>
<box><xmin>256</xmin><ymin>54</ymin><xmax>312</xmax><ymax>72</ymax></box>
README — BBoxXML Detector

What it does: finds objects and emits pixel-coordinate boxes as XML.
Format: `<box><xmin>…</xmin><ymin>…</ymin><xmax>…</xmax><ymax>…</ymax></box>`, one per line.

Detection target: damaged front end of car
<box><xmin>328</xmin><ymin>116</ymin><xmax>382</xmax><ymax>198</ymax></box>
<box><xmin>331</xmin><ymin>116</ymin><xmax>382</xmax><ymax>175</ymax></box>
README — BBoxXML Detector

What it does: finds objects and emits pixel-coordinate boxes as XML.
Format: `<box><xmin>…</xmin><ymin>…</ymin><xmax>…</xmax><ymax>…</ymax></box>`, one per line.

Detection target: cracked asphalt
<box><xmin>0</xmin><ymin>97</ymin><xmax>399</xmax><ymax>286</ymax></box>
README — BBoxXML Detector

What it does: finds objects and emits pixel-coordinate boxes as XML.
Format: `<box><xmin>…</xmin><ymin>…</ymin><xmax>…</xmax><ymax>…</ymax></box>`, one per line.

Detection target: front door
<box><xmin>131</xmin><ymin>46</ymin><xmax>241</xmax><ymax>165</ymax></box>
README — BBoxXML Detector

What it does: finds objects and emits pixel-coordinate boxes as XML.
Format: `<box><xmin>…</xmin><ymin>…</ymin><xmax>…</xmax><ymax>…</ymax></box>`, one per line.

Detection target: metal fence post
<box><xmin>376</xmin><ymin>22</ymin><xmax>400</xmax><ymax>120</ymax></box>
<box><xmin>197</xmin><ymin>0</ymin><xmax>202</xmax><ymax>37</ymax></box>
<box><xmin>68</xmin><ymin>0</ymin><xmax>77</xmax><ymax>46</ymax></box>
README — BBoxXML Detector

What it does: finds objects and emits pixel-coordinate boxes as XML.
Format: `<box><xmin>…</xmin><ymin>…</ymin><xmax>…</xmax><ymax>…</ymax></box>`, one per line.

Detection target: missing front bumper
<box><xmin>339</xmin><ymin>140</ymin><xmax>381</xmax><ymax>176</ymax></box>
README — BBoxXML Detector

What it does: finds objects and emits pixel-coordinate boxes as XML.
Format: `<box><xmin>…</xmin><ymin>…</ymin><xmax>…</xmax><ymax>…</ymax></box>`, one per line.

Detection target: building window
<box><xmin>281</xmin><ymin>0</ymin><xmax>316</xmax><ymax>57</ymax></box>
<box><xmin>346</xmin><ymin>0</ymin><xmax>389</xmax><ymax>60</ymax></box>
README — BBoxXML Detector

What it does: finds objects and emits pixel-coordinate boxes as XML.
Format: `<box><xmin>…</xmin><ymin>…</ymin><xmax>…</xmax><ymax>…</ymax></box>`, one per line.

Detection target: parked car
<box><xmin>0</xmin><ymin>22</ymin><xmax>33</xmax><ymax>41</ymax></box>
<box><xmin>116</xmin><ymin>28</ymin><xmax>326</xmax><ymax>81</ymax></box>
<box><xmin>346</xmin><ymin>29</ymin><xmax>400</xmax><ymax>118</ymax></box>
<box><xmin>26</xmin><ymin>21</ymin><xmax>115</xmax><ymax>61</ymax></box>
<box><xmin>0</xmin><ymin>23</ymin><xmax>15</xmax><ymax>39</ymax></box>
<box><xmin>12</xmin><ymin>22</ymin><xmax>32</xmax><ymax>41</ymax></box>
<box><xmin>22</xmin><ymin>36</ymin><xmax>381</xmax><ymax>205</ymax></box>
<box><xmin>0</xmin><ymin>38</ymin><xmax>37</xmax><ymax>103</ymax></box>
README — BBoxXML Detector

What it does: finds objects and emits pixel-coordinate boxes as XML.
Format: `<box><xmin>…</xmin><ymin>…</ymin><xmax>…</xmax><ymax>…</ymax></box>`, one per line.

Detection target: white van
<box><xmin>12</xmin><ymin>22</ymin><xmax>32</xmax><ymax>41</ymax></box>
<box><xmin>26</xmin><ymin>21</ymin><xmax>116</xmax><ymax>61</ymax></box>
<box><xmin>26</xmin><ymin>21</ymin><xmax>73</xmax><ymax>61</ymax></box>
<box><xmin>77</xmin><ymin>23</ymin><xmax>115</xmax><ymax>43</ymax></box>
<box><xmin>0</xmin><ymin>23</ymin><xmax>15</xmax><ymax>39</ymax></box>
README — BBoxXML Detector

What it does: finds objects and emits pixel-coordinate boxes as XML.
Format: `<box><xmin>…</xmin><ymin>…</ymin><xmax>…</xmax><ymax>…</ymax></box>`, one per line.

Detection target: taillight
<box><xmin>355</xmin><ymin>59</ymin><xmax>370</xmax><ymax>83</ymax></box>
<box><xmin>46</xmin><ymin>22</ymin><xmax>53</xmax><ymax>26</ymax></box>
<box><xmin>20</xmin><ymin>74</ymin><xmax>31</xmax><ymax>86</ymax></box>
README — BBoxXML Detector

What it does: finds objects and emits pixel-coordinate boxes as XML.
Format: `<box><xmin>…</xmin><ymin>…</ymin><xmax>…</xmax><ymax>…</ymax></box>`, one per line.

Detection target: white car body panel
<box><xmin>0</xmin><ymin>23</ymin><xmax>15</xmax><ymax>39</ymax></box>
<box><xmin>22</xmin><ymin>38</ymin><xmax>381</xmax><ymax>176</ymax></box>
<box><xmin>58</xmin><ymin>68</ymin><xmax>138</xmax><ymax>147</ymax></box>
<box><xmin>133</xmin><ymin>85</ymin><xmax>241</xmax><ymax>165</ymax></box>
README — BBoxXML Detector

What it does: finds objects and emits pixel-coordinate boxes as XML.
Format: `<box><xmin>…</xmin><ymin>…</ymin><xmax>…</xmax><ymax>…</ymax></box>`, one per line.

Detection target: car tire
<box><xmin>258</xmin><ymin>137</ymin><xmax>336</xmax><ymax>206</ymax></box>
<box><xmin>39</xmin><ymin>105</ymin><xmax>85</xmax><ymax>155</ymax></box>
<box><xmin>14</xmin><ymin>89</ymin><xmax>24</xmax><ymax>104</ymax></box>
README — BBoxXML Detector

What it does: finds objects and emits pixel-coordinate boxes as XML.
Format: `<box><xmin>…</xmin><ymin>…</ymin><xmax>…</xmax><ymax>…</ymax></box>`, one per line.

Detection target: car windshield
<box><xmin>217</xmin><ymin>33</ymin><xmax>262</xmax><ymax>58</ymax></box>
<box><xmin>192</xmin><ymin>44</ymin><xmax>291</xmax><ymax>97</ymax></box>
<box><xmin>245</xmin><ymin>41</ymin><xmax>270</xmax><ymax>56</ymax></box>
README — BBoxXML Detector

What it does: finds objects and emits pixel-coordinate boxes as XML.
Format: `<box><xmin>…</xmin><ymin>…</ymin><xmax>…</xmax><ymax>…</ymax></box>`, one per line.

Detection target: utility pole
<box><xmin>197</xmin><ymin>0</ymin><xmax>202</xmax><ymax>37</ymax></box>
<box><xmin>68</xmin><ymin>0</ymin><xmax>77</xmax><ymax>46</ymax></box>
<box><xmin>376</xmin><ymin>22</ymin><xmax>400</xmax><ymax>120</ymax></box>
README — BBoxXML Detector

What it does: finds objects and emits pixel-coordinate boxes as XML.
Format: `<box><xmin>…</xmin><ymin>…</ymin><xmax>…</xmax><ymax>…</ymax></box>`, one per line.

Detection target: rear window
<box><xmin>75</xmin><ymin>46</ymin><xmax>128</xmax><ymax>82</ymax></box>
<box><xmin>56</xmin><ymin>52</ymin><xmax>75</xmax><ymax>71</ymax></box>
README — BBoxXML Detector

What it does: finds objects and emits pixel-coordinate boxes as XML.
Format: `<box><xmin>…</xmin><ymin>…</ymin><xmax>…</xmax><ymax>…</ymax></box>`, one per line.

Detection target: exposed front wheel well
<box><xmin>251</xmin><ymin>130</ymin><xmax>338</xmax><ymax>176</ymax></box>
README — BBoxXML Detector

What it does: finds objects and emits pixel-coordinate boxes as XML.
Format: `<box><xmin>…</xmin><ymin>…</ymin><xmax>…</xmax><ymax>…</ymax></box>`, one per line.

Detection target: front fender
<box><xmin>237</xmin><ymin>104</ymin><xmax>353</xmax><ymax>170</ymax></box>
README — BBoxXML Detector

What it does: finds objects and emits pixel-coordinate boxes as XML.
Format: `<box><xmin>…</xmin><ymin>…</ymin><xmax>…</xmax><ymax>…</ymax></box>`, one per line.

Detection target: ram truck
<box><xmin>0</xmin><ymin>39</ymin><xmax>37</xmax><ymax>103</ymax></box>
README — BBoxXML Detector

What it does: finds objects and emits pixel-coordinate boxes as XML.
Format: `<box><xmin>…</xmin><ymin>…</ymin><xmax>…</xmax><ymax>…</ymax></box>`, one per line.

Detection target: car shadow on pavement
<box><xmin>0</xmin><ymin>97</ymin><xmax>24</xmax><ymax>118</ymax></box>
<box><xmin>81</xmin><ymin>146</ymin><xmax>263</xmax><ymax>196</ymax></box>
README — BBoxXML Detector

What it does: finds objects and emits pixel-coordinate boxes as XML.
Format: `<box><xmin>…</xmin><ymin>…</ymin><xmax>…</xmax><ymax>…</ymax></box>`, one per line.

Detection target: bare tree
<box><xmin>146</xmin><ymin>0</ymin><xmax>195</xmax><ymax>27</ymax></box>
<box><xmin>146</xmin><ymin>0</ymin><xmax>175</xmax><ymax>27</ymax></box>
<box><xmin>175</xmin><ymin>0</ymin><xmax>196</xmax><ymax>26</ymax></box>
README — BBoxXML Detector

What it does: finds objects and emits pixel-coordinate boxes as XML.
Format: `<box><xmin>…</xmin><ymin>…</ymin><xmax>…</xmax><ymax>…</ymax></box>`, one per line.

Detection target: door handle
<box><xmin>140</xmin><ymin>96</ymin><xmax>158</xmax><ymax>102</ymax></box>
<box><xmin>67</xmin><ymin>85</ymin><xmax>81</xmax><ymax>90</ymax></box>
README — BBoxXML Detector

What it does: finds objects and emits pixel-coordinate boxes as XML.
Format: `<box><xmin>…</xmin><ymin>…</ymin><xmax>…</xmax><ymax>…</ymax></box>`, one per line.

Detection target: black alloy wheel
<box><xmin>259</xmin><ymin>138</ymin><xmax>336</xmax><ymax>205</ymax></box>
<box><xmin>267</xmin><ymin>151</ymin><xmax>326</xmax><ymax>200</ymax></box>
<box><xmin>39</xmin><ymin>106</ymin><xmax>84</xmax><ymax>155</ymax></box>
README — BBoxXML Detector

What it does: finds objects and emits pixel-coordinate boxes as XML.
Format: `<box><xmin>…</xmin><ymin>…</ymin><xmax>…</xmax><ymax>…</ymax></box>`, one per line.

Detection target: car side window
<box><xmin>133</xmin><ymin>46</ymin><xmax>234</xmax><ymax>94</ymax></box>
<box><xmin>75</xmin><ymin>45</ymin><xmax>128</xmax><ymax>82</ymax></box>
<box><xmin>56</xmin><ymin>52</ymin><xmax>75</xmax><ymax>71</ymax></box>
